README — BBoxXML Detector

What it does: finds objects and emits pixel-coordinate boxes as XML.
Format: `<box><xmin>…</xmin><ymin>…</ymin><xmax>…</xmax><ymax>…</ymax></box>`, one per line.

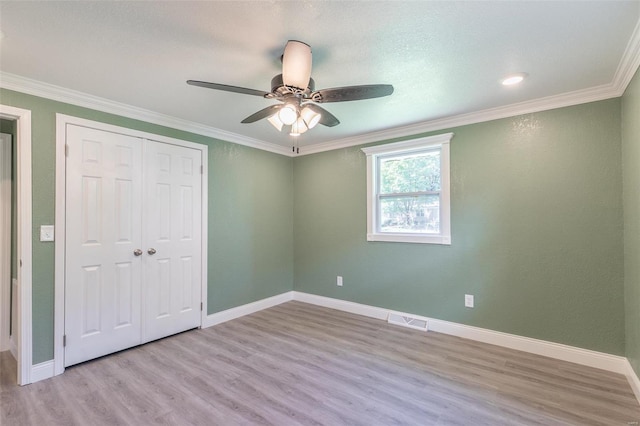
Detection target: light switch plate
<box><xmin>40</xmin><ymin>225</ymin><xmax>55</xmax><ymax>242</ymax></box>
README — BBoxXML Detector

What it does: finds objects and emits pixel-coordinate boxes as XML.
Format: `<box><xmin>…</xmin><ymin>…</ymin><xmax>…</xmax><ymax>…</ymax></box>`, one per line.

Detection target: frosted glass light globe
<box><xmin>278</xmin><ymin>105</ymin><xmax>297</xmax><ymax>125</ymax></box>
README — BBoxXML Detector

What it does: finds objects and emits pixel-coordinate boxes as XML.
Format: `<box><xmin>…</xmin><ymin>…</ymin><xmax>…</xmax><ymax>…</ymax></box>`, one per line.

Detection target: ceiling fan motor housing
<box><xmin>270</xmin><ymin>74</ymin><xmax>315</xmax><ymax>97</ymax></box>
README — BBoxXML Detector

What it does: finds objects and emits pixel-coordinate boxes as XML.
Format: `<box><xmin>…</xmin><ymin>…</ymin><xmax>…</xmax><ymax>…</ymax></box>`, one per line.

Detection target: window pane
<box><xmin>379</xmin><ymin>195</ymin><xmax>440</xmax><ymax>233</ymax></box>
<box><xmin>379</xmin><ymin>150</ymin><xmax>440</xmax><ymax>194</ymax></box>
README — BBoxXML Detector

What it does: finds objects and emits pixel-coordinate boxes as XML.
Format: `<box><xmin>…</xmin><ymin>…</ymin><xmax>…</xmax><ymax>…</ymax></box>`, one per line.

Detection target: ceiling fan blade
<box><xmin>282</xmin><ymin>40</ymin><xmax>312</xmax><ymax>90</ymax></box>
<box><xmin>241</xmin><ymin>104</ymin><xmax>283</xmax><ymax>123</ymax></box>
<box><xmin>311</xmin><ymin>84</ymin><xmax>394</xmax><ymax>103</ymax></box>
<box><xmin>304</xmin><ymin>104</ymin><xmax>340</xmax><ymax>127</ymax></box>
<box><xmin>187</xmin><ymin>80</ymin><xmax>269</xmax><ymax>97</ymax></box>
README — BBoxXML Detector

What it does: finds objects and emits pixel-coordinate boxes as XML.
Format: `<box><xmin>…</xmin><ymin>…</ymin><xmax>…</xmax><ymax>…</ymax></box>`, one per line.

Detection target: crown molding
<box><xmin>298</xmin><ymin>82</ymin><xmax>621</xmax><ymax>156</ymax></box>
<box><xmin>612</xmin><ymin>18</ymin><xmax>640</xmax><ymax>95</ymax></box>
<box><xmin>2</xmin><ymin>15</ymin><xmax>639</xmax><ymax>159</ymax></box>
<box><xmin>299</xmin><ymin>18</ymin><xmax>640</xmax><ymax>156</ymax></box>
<box><xmin>0</xmin><ymin>72</ymin><xmax>292</xmax><ymax>157</ymax></box>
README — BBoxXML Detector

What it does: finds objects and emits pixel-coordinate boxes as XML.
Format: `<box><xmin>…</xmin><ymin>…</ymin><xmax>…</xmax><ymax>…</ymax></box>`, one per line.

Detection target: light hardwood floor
<box><xmin>1</xmin><ymin>301</ymin><xmax>639</xmax><ymax>425</ymax></box>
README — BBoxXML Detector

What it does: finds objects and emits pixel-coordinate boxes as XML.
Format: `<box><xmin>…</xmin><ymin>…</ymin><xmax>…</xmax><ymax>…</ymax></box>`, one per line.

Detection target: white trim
<box><xmin>202</xmin><ymin>291</ymin><xmax>294</xmax><ymax>328</ymax></box>
<box><xmin>56</xmin><ymin>114</ymin><xmax>209</xmax><ymax>152</ymax></box>
<box><xmin>427</xmin><ymin>318</ymin><xmax>627</xmax><ymax>375</ymax></box>
<box><xmin>299</xmin><ymin>84</ymin><xmax>619</xmax><ymax>156</ymax></box>
<box><xmin>299</xmin><ymin>20</ymin><xmax>640</xmax><ymax>156</ymax></box>
<box><xmin>362</xmin><ymin>134</ymin><xmax>452</xmax><ymax>245</ymax></box>
<box><xmin>292</xmin><ymin>291</ymin><xmax>387</xmax><ymax>320</ymax></box>
<box><xmin>291</xmin><ymin>291</ymin><xmax>628</xmax><ymax>375</ymax></box>
<box><xmin>9</xmin><ymin>278</ymin><xmax>18</xmax><ymax>359</ymax></box>
<box><xmin>360</xmin><ymin>133</ymin><xmax>454</xmax><ymax>155</ymax></box>
<box><xmin>53</xmin><ymin>116</ymin><xmax>66</xmax><ymax>376</ymax></box>
<box><xmin>30</xmin><ymin>360</ymin><xmax>55</xmax><ymax>383</ymax></box>
<box><xmin>9</xmin><ymin>333</ymin><xmax>17</xmax><ymax>360</ymax></box>
<box><xmin>0</xmin><ymin>105</ymin><xmax>32</xmax><ymax>386</ymax></box>
<box><xmin>624</xmin><ymin>360</ymin><xmax>640</xmax><ymax>406</ymax></box>
<box><xmin>0</xmin><ymin>133</ymin><xmax>11</xmax><ymax>351</ymax></box>
<box><xmin>0</xmin><ymin>72</ymin><xmax>291</xmax><ymax>157</ymax></box>
<box><xmin>3</xmin><ymin>16</ymin><xmax>640</xmax><ymax>161</ymax></box>
<box><xmin>200</xmin><ymin>143</ymin><xmax>209</xmax><ymax>328</ymax></box>
<box><xmin>298</xmin><ymin>17</ymin><xmax>640</xmax><ymax>157</ymax></box>
<box><xmin>613</xmin><ymin>18</ymin><xmax>640</xmax><ymax>95</ymax></box>
<box><xmin>5</xmin><ymin>70</ymin><xmax>627</xmax><ymax>160</ymax></box>
<box><xmin>43</xmin><ymin>285</ymin><xmax>640</xmax><ymax>403</ymax></box>
<box><xmin>54</xmin><ymin>114</ymin><xmax>209</xmax><ymax>377</ymax></box>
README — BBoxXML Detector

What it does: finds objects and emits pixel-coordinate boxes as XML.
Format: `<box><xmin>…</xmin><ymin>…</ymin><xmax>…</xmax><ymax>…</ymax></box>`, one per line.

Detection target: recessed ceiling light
<box><xmin>501</xmin><ymin>73</ymin><xmax>528</xmax><ymax>86</ymax></box>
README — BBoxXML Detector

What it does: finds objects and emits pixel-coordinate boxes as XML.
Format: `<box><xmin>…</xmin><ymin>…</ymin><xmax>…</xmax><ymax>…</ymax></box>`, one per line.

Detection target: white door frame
<box><xmin>0</xmin><ymin>105</ymin><xmax>33</xmax><ymax>386</ymax></box>
<box><xmin>54</xmin><ymin>114</ymin><xmax>208</xmax><ymax>376</ymax></box>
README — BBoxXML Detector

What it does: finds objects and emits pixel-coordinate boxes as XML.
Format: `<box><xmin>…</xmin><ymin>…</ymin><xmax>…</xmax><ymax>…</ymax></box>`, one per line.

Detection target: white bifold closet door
<box><xmin>143</xmin><ymin>140</ymin><xmax>202</xmax><ymax>342</ymax></box>
<box><xmin>64</xmin><ymin>125</ymin><xmax>202</xmax><ymax>367</ymax></box>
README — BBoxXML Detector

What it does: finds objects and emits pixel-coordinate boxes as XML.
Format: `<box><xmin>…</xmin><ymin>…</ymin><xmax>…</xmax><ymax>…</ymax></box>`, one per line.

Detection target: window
<box><xmin>361</xmin><ymin>133</ymin><xmax>452</xmax><ymax>244</ymax></box>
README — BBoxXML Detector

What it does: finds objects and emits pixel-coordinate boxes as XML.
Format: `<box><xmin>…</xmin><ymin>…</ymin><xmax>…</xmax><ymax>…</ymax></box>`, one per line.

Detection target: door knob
<box><xmin>147</xmin><ymin>248</ymin><xmax>157</xmax><ymax>255</ymax></box>
<box><xmin>133</xmin><ymin>249</ymin><xmax>143</xmax><ymax>256</ymax></box>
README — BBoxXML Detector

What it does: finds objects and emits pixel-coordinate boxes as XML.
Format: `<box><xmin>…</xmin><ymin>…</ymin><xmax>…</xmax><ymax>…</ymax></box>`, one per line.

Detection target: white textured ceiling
<box><xmin>0</xmin><ymin>1</ymin><xmax>639</xmax><ymax>152</ymax></box>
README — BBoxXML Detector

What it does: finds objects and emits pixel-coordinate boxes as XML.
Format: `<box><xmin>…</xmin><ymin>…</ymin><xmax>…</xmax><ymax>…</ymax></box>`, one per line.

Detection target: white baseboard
<box><xmin>202</xmin><ymin>291</ymin><xmax>294</xmax><ymax>328</ymax></box>
<box><xmin>292</xmin><ymin>291</ymin><xmax>640</xmax><ymax>406</ymax></box>
<box><xmin>427</xmin><ymin>318</ymin><xmax>628</xmax><ymax>375</ymax></box>
<box><xmin>9</xmin><ymin>279</ymin><xmax>17</xmax><ymax>360</ymax></box>
<box><xmin>30</xmin><ymin>360</ymin><xmax>55</xmax><ymax>383</ymax></box>
<box><xmin>8</xmin><ymin>334</ymin><xmax>17</xmax><ymax>359</ymax></box>
<box><xmin>292</xmin><ymin>291</ymin><xmax>388</xmax><ymax>320</ymax></box>
<box><xmin>291</xmin><ymin>291</ymin><xmax>628</xmax><ymax>375</ymax></box>
<box><xmin>24</xmin><ymin>289</ymin><xmax>638</xmax><ymax>403</ymax></box>
<box><xmin>625</xmin><ymin>360</ymin><xmax>640</xmax><ymax>403</ymax></box>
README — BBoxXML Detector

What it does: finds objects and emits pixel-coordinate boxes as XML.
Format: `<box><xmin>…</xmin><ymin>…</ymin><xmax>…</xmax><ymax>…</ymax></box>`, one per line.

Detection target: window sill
<box><xmin>366</xmin><ymin>233</ymin><xmax>451</xmax><ymax>245</ymax></box>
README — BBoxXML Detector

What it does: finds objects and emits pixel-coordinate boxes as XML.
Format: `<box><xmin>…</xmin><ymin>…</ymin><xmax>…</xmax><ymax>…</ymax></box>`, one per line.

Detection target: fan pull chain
<box><xmin>290</xmin><ymin>133</ymin><xmax>300</xmax><ymax>155</ymax></box>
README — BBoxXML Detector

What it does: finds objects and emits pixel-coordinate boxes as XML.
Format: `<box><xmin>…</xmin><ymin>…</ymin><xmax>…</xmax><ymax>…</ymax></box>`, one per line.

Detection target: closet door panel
<box><xmin>143</xmin><ymin>140</ymin><xmax>202</xmax><ymax>342</ymax></box>
<box><xmin>65</xmin><ymin>125</ymin><xmax>143</xmax><ymax>367</ymax></box>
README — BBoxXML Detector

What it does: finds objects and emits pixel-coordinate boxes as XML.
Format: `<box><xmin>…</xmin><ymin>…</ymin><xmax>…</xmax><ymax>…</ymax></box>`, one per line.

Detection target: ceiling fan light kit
<box><xmin>187</xmin><ymin>40</ymin><xmax>394</xmax><ymax>140</ymax></box>
<box><xmin>278</xmin><ymin>104</ymin><xmax>298</xmax><ymax>125</ymax></box>
<box><xmin>267</xmin><ymin>114</ymin><xmax>284</xmax><ymax>131</ymax></box>
<box><xmin>290</xmin><ymin>117</ymin><xmax>308</xmax><ymax>136</ymax></box>
<box><xmin>300</xmin><ymin>106</ymin><xmax>321</xmax><ymax>129</ymax></box>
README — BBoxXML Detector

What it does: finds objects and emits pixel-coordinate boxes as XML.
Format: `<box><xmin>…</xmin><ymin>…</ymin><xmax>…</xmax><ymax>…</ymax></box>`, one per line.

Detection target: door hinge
<box><xmin>65</xmin><ymin>144</ymin><xmax>69</xmax><ymax>157</ymax></box>
<box><xmin>63</xmin><ymin>335</ymin><xmax>67</xmax><ymax>347</ymax></box>
<box><xmin>200</xmin><ymin>165</ymin><xmax>203</xmax><ymax>175</ymax></box>
<box><xmin>200</xmin><ymin>302</ymin><xmax>203</xmax><ymax>311</ymax></box>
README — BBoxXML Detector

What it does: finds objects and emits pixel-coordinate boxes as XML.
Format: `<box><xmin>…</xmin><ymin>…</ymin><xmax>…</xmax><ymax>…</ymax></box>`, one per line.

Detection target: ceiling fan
<box><xmin>187</xmin><ymin>40</ymin><xmax>394</xmax><ymax>137</ymax></box>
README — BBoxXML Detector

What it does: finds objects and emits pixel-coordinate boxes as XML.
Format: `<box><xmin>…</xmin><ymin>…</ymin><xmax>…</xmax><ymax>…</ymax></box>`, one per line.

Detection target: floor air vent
<box><xmin>387</xmin><ymin>312</ymin><xmax>428</xmax><ymax>331</ymax></box>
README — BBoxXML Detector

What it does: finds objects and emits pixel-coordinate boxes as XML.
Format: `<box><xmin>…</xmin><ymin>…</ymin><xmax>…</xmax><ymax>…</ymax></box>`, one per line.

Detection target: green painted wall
<box><xmin>0</xmin><ymin>84</ymin><xmax>631</xmax><ymax>364</ymax></box>
<box><xmin>0</xmin><ymin>88</ymin><xmax>294</xmax><ymax>364</ymax></box>
<box><xmin>293</xmin><ymin>99</ymin><xmax>625</xmax><ymax>355</ymax></box>
<box><xmin>623</xmin><ymin>68</ymin><xmax>640</xmax><ymax>374</ymax></box>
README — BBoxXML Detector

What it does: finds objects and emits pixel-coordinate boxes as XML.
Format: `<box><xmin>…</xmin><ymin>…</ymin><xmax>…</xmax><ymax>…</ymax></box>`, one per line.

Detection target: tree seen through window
<box><xmin>378</xmin><ymin>150</ymin><xmax>441</xmax><ymax>233</ymax></box>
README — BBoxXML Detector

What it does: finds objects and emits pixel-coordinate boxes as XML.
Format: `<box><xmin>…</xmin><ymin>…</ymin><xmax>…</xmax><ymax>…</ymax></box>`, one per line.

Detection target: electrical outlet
<box><xmin>337</xmin><ymin>276</ymin><xmax>343</xmax><ymax>287</ymax></box>
<box><xmin>465</xmin><ymin>294</ymin><xmax>474</xmax><ymax>308</ymax></box>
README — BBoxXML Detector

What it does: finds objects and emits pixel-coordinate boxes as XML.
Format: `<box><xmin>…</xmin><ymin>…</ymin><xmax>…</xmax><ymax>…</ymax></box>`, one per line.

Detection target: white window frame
<box><xmin>362</xmin><ymin>133</ymin><xmax>452</xmax><ymax>245</ymax></box>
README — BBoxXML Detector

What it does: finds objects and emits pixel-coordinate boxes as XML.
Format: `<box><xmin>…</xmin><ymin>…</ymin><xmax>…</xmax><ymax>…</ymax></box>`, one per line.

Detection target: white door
<box><xmin>143</xmin><ymin>140</ymin><xmax>202</xmax><ymax>341</ymax></box>
<box><xmin>64</xmin><ymin>125</ymin><xmax>143</xmax><ymax>367</ymax></box>
<box><xmin>65</xmin><ymin>126</ymin><xmax>203</xmax><ymax>367</ymax></box>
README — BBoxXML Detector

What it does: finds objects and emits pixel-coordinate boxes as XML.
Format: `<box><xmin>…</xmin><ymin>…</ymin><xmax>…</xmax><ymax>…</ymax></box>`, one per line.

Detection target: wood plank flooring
<box><xmin>1</xmin><ymin>301</ymin><xmax>639</xmax><ymax>425</ymax></box>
